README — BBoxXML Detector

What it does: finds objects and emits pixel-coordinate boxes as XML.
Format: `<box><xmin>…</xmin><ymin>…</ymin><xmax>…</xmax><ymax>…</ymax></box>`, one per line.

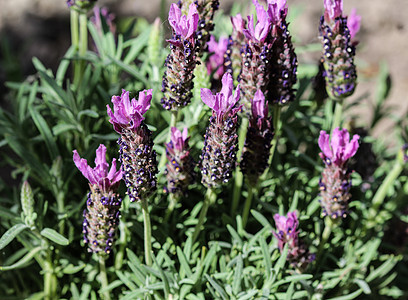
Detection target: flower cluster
<box><xmin>273</xmin><ymin>212</ymin><xmax>314</xmax><ymax>269</ymax></box>
<box><xmin>73</xmin><ymin>144</ymin><xmax>122</xmax><ymax>255</ymax></box>
<box><xmin>164</xmin><ymin>127</ymin><xmax>196</xmax><ymax>197</ymax></box>
<box><xmin>240</xmin><ymin>90</ymin><xmax>274</xmax><ymax>186</ymax></box>
<box><xmin>200</xmin><ymin>73</ymin><xmax>241</xmax><ymax>187</ymax></box>
<box><xmin>161</xmin><ymin>3</ymin><xmax>199</xmax><ymax>110</ymax></box>
<box><xmin>107</xmin><ymin>89</ymin><xmax>158</xmax><ymax>202</ymax></box>
<box><xmin>318</xmin><ymin>128</ymin><xmax>359</xmax><ymax>218</ymax></box>
<box><xmin>319</xmin><ymin>0</ymin><xmax>358</xmax><ymax>100</ymax></box>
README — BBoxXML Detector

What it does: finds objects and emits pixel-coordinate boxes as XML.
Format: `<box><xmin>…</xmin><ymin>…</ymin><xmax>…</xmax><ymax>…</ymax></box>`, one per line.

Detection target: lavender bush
<box><xmin>0</xmin><ymin>0</ymin><xmax>407</xmax><ymax>299</ymax></box>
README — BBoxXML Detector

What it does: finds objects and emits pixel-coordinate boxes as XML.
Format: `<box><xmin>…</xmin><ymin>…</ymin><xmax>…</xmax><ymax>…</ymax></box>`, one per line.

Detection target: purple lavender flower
<box><xmin>107</xmin><ymin>89</ymin><xmax>158</xmax><ymax>202</ymax></box>
<box><xmin>178</xmin><ymin>0</ymin><xmax>220</xmax><ymax>57</ymax></box>
<box><xmin>200</xmin><ymin>73</ymin><xmax>242</xmax><ymax>187</ymax></box>
<box><xmin>164</xmin><ymin>127</ymin><xmax>196</xmax><ymax>197</ymax></box>
<box><xmin>347</xmin><ymin>8</ymin><xmax>361</xmax><ymax>41</ymax></box>
<box><xmin>318</xmin><ymin>128</ymin><xmax>360</xmax><ymax>218</ymax></box>
<box><xmin>161</xmin><ymin>3</ymin><xmax>199</xmax><ymax>110</ymax></box>
<box><xmin>266</xmin><ymin>0</ymin><xmax>298</xmax><ymax>105</ymax></box>
<box><xmin>240</xmin><ymin>90</ymin><xmax>274</xmax><ymax>185</ymax></box>
<box><xmin>73</xmin><ymin>144</ymin><xmax>122</xmax><ymax>255</ymax></box>
<box><xmin>273</xmin><ymin>211</ymin><xmax>314</xmax><ymax>269</ymax></box>
<box><xmin>169</xmin><ymin>3</ymin><xmax>199</xmax><ymax>41</ymax></box>
<box><xmin>243</xmin><ymin>1</ymin><xmax>271</xmax><ymax>43</ymax></box>
<box><xmin>207</xmin><ymin>35</ymin><xmax>228</xmax><ymax>80</ymax></box>
<box><xmin>320</xmin><ymin>0</ymin><xmax>358</xmax><ymax>100</ymax></box>
<box><xmin>239</xmin><ymin>0</ymin><xmax>274</xmax><ymax>113</ymax></box>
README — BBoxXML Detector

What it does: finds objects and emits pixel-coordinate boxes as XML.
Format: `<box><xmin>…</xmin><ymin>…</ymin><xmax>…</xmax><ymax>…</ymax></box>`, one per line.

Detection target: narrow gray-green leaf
<box><xmin>177</xmin><ymin>246</ymin><xmax>193</xmax><ymax>279</ymax></box>
<box><xmin>40</xmin><ymin>228</ymin><xmax>69</xmax><ymax>246</ymax></box>
<box><xmin>232</xmin><ymin>254</ymin><xmax>243</xmax><ymax>295</ymax></box>
<box><xmin>205</xmin><ymin>274</ymin><xmax>228</xmax><ymax>300</ymax></box>
<box><xmin>0</xmin><ymin>246</ymin><xmax>42</xmax><ymax>271</ymax></box>
<box><xmin>0</xmin><ymin>224</ymin><xmax>29</xmax><ymax>250</ymax></box>
<box><xmin>29</xmin><ymin>106</ymin><xmax>59</xmax><ymax>159</ymax></box>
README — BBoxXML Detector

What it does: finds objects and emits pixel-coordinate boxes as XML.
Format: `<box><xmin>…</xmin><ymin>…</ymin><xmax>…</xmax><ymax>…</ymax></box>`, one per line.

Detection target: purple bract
<box><xmin>324</xmin><ymin>0</ymin><xmax>343</xmax><ymax>21</ymax></box>
<box><xmin>168</xmin><ymin>127</ymin><xmax>189</xmax><ymax>153</ymax></box>
<box><xmin>168</xmin><ymin>3</ymin><xmax>199</xmax><ymax>40</ymax></box>
<box><xmin>201</xmin><ymin>73</ymin><xmax>241</xmax><ymax>122</ymax></box>
<box><xmin>273</xmin><ymin>211</ymin><xmax>299</xmax><ymax>251</ymax></box>
<box><xmin>73</xmin><ymin>144</ymin><xmax>122</xmax><ymax>192</ymax></box>
<box><xmin>107</xmin><ymin>89</ymin><xmax>152</xmax><ymax>134</ymax></box>
<box><xmin>318</xmin><ymin>128</ymin><xmax>360</xmax><ymax>166</ymax></box>
<box><xmin>231</xmin><ymin>13</ymin><xmax>245</xmax><ymax>35</ymax></box>
<box><xmin>267</xmin><ymin>0</ymin><xmax>288</xmax><ymax>24</ymax></box>
<box><xmin>244</xmin><ymin>0</ymin><xmax>271</xmax><ymax>43</ymax></box>
<box><xmin>347</xmin><ymin>8</ymin><xmax>361</xmax><ymax>40</ymax></box>
<box><xmin>207</xmin><ymin>35</ymin><xmax>229</xmax><ymax>79</ymax></box>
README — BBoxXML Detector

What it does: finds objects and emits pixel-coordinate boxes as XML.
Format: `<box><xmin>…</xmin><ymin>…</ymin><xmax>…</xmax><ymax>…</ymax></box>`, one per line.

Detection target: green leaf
<box><xmin>152</xmin><ymin>253</ymin><xmax>170</xmax><ymax>300</ymax></box>
<box><xmin>40</xmin><ymin>228</ymin><xmax>69</xmax><ymax>246</ymax></box>
<box><xmin>78</xmin><ymin>109</ymin><xmax>99</xmax><ymax>120</ymax></box>
<box><xmin>205</xmin><ymin>274</ymin><xmax>228</xmax><ymax>300</ymax></box>
<box><xmin>251</xmin><ymin>210</ymin><xmax>272</xmax><ymax>229</ymax></box>
<box><xmin>0</xmin><ymin>246</ymin><xmax>42</xmax><ymax>271</ymax></box>
<box><xmin>0</xmin><ymin>224</ymin><xmax>29</xmax><ymax>250</ymax></box>
<box><xmin>108</xmin><ymin>56</ymin><xmax>149</xmax><ymax>86</ymax></box>
<box><xmin>354</xmin><ymin>279</ymin><xmax>371</xmax><ymax>294</ymax></box>
<box><xmin>327</xmin><ymin>289</ymin><xmax>363</xmax><ymax>300</ymax></box>
<box><xmin>177</xmin><ymin>246</ymin><xmax>193</xmax><ymax>279</ymax></box>
<box><xmin>232</xmin><ymin>254</ymin><xmax>243</xmax><ymax>295</ymax></box>
<box><xmin>29</xmin><ymin>106</ymin><xmax>59</xmax><ymax>160</ymax></box>
<box><xmin>259</xmin><ymin>236</ymin><xmax>272</xmax><ymax>279</ymax></box>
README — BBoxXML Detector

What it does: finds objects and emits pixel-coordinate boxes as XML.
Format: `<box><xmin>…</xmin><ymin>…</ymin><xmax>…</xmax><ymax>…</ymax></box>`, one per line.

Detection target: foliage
<box><xmin>0</xmin><ymin>2</ymin><xmax>407</xmax><ymax>300</ymax></box>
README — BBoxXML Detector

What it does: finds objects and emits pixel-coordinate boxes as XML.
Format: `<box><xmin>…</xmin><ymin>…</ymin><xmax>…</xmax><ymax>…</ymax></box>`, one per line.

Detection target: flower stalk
<box><xmin>99</xmin><ymin>256</ymin><xmax>111</xmax><ymax>300</ymax></box>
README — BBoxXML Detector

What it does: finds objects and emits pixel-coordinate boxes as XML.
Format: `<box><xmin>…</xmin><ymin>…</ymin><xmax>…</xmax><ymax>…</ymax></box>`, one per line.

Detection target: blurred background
<box><xmin>0</xmin><ymin>0</ymin><xmax>407</xmax><ymax>138</ymax></box>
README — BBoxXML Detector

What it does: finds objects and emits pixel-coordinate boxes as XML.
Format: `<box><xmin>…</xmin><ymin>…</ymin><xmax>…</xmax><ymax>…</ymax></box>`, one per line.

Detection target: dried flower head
<box><xmin>107</xmin><ymin>89</ymin><xmax>158</xmax><ymax>202</ymax></box>
<box><xmin>318</xmin><ymin>128</ymin><xmax>360</xmax><ymax>218</ymax></box>
<box><xmin>73</xmin><ymin>144</ymin><xmax>122</xmax><ymax>255</ymax></box>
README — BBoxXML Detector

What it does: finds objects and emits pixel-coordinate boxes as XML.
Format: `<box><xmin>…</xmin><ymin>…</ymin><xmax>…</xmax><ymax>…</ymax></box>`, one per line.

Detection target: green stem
<box><xmin>231</xmin><ymin>117</ymin><xmax>249</xmax><ymax>215</ymax></box>
<box><xmin>317</xmin><ymin>217</ymin><xmax>335</xmax><ymax>261</ymax></box>
<box><xmin>192</xmin><ymin>188</ymin><xmax>216</xmax><ymax>243</ymax></box>
<box><xmin>99</xmin><ymin>256</ymin><xmax>111</xmax><ymax>300</ymax></box>
<box><xmin>163</xmin><ymin>194</ymin><xmax>178</xmax><ymax>223</ymax></box>
<box><xmin>141</xmin><ymin>199</ymin><xmax>152</xmax><ymax>266</ymax></box>
<box><xmin>44</xmin><ymin>258</ymin><xmax>56</xmax><ymax>300</ymax></box>
<box><xmin>242</xmin><ymin>186</ymin><xmax>255</xmax><ymax>228</ymax></box>
<box><xmin>74</xmin><ymin>11</ymin><xmax>88</xmax><ymax>87</ymax></box>
<box><xmin>71</xmin><ymin>9</ymin><xmax>80</xmax><ymax>86</ymax></box>
<box><xmin>331</xmin><ymin>99</ymin><xmax>343</xmax><ymax>132</ymax></box>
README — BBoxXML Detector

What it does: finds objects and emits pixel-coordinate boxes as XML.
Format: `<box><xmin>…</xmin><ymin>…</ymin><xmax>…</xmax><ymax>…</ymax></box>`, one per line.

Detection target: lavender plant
<box><xmin>0</xmin><ymin>0</ymin><xmax>407</xmax><ymax>299</ymax></box>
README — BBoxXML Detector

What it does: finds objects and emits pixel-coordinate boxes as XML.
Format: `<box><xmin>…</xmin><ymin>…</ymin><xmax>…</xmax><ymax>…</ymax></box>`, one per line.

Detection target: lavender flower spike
<box><xmin>200</xmin><ymin>73</ymin><xmax>242</xmax><ymax>187</ymax></box>
<box><xmin>273</xmin><ymin>211</ymin><xmax>314</xmax><ymax>269</ymax></box>
<box><xmin>161</xmin><ymin>3</ymin><xmax>199</xmax><ymax>110</ymax></box>
<box><xmin>164</xmin><ymin>127</ymin><xmax>196</xmax><ymax>197</ymax></box>
<box><xmin>267</xmin><ymin>0</ymin><xmax>298</xmax><ymax>105</ymax></box>
<box><xmin>225</xmin><ymin>14</ymin><xmax>247</xmax><ymax>83</ymax></box>
<box><xmin>318</xmin><ymin>128</ymin><xmax>360</xmax><ymax>218</ymax></box>
<box><xmin>239</xmin><ymin>0</ymin><xmax>274</xmax><ymax>113</ymax></box>
<box><xmin>240</xmin><ymin>90</ymin><xmax>274</xmax><ymax>185</ymax></box>
<box><xmin>73</xmin><ymin>144</ymin><xmax>122</xmax><ymax>255</ymax></box>
<box><xmin>320</xmin><ymin>0</ymin><xmax>358</xmax><ymax>100</ymax></box>
<box><xmin>107</xmin><ymin>89</ymin><xmax>158</xmax><ymax>202</ymax></box>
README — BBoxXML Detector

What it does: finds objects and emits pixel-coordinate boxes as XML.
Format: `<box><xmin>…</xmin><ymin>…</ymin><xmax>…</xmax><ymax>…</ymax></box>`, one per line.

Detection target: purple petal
<box><xmin>347</xmin><ymin>8</ymin><xmax>361</xmax><ymax>40</ymax></box>
<box><xmin>186</xmin><ymin>3</ymin><xmax>199</xmax><ymax>39</ymax></box>
<box><xmin>251</xmin><ymin>90</ymin><xmax>267</xmax><ymax>119</ymax></box>
<box><xmin>324</xmin><ymin>0</ymin><xmax>343</xmax><ymax>20</ymax></box>
<box><xmin>107</xmin><ymin>158</ymin><xmax>122</xmax><ymax>183</ymax></box>
<box><xmin>73</xmin><ymin>150</ymin><xmax>97</xmax><ymax>184</ymax></box>
<box><xmin>331</xmin><ymin>127</ymin><xmax>348</xmax><ymax>162</ymax></box>
<box><xmin>168</xmin><ymin>3</ymin><xmax>182</xmax><ymax>33</ymax></box>
<box><xmin>343</xmin><ymin>134</ymin><xmax>360</xmax><ymax>161</ymax></box>
<box><xmin>318</xmin><ymin>130</ymin><xmax>333</xmax><ymax>159</ymax></box>
<box><xmin>231</xmin><ymin>13</ymin><xmax>245</xmax><ymax>33</ymax></box>
<box><xmin>182</xmin><ymin>127</ymin><xmax>188</xmax><ymax>141</ymax></box>
<box><xmin>201</xmin><ymin>88</ymin><xmax>216</xmax><ymax>110</ymax></box>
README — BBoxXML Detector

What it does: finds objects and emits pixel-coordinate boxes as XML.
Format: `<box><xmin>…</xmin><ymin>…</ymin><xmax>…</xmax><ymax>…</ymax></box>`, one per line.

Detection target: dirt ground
<box><xmin>0</xmin><ymin>0</ymin><xmax>407</xmax><ymax>141</ymax></box>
